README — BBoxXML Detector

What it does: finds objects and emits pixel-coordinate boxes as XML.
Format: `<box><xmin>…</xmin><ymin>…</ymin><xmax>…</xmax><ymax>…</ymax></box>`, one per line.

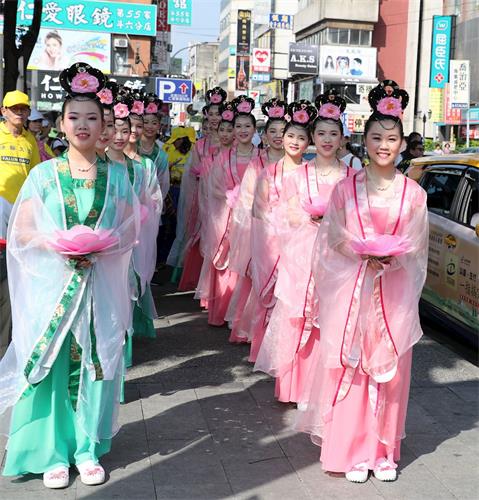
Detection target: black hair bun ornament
<box><xmin>144</xmin><ymin>93</ymin><xmax>163</xmax><ymax>115</ymax></box>
<box><xmin>202</xmin><ymin>105</ymin><xmax>209</xmax><ymax>117</ymax></box>
<box><xmin>314</xmin><ymin>90</ymin><xmax>346</xmax><ymax>121</ymax></box>
<box><xmin>119</xmin><ymin>86</ymin><xmax>145</xmax><ymax>116</ymax></box>
<box><xmin>368</xmin><ymin>80</ymin><xmax>409</xmax><ymax>118</ymax></box>
<box><xmin>59</xmin><ymin>62</ymin><xmax>106</xmax><ymax>98</ymax></box>
<box><xmin>206</xmin><ymin>87</ymin><xmax>227</xmax><ymax>105</ymax></box>
<box><xmin>287</xmin><ymin>100</ymin><xmax>317</xmax><ymax>126</ymax></box>
<box><xmin>220</xmin><ymin>101</ymin><xmax>235</xmax><ymax>122</ymax></box>
<box><xmin>261</xmin><ymin>98</ymin><xmax>287</xmax><ymax>120</ymax></box>
<box><xmin>232</xmin><ymin>95</ymin><xmax>255</xmax><ymax>115</ymax></box>
<box><xmin>97</xmin><ymin>80</ymin><xmax>119</xmax><ymax>108</ymax></box>
<box><xmin>112</xmin><ymin>93</ymin><xmax>133</xmax><ymax>120</ymax></box>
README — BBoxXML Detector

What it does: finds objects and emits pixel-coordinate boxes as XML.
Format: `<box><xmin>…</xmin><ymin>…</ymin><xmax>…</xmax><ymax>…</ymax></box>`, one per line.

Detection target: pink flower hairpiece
<box><xmin>113</xmin><ymin>103</ymin><xmax>129</xmax><ymax>119</ymax></box>
<box><xmin>318</xmin><ymin>103</ymin><xmax>341</xmax><ymax>120</ymax></box>
<box><xmin>292</xmin><ymin>109</ymin><xmax>310</xmax><ymax>124</ymax></box>
<box><xmin>237</xmin><ymin>101</ymin><xmax>252</xmax><ymax>113</ymax></box>
<box><xmin>210</xmin><ymin>93</ymin><xmax>223</xmax><ymax>104</ymax></box>
<box><xmin>97</xmin><ymin>88</ymin><xmax>113</xmax><ymax>105</ymax></box>
<box><xmin>131</xmin><ymin>100</ymin><xmax>144</xmax><ymax>115</ymax></box>
<box><xmin>71</xmin><ymin>73</ymin><xmax>100</xmax><ymax>93</ymax></box>
<box><xmin>377</xmin><ymin>96</ymin><xmax>402</xmax><ymax>117</ymax></box>
<box><xmin>268</xmin><ymin>106</ymin><xmax>285</xmax><ymax>118</ymax></box>
<box><xmin>145</xmin><ymin>102</ymin><xmax>159</xmax><ymax>114</ymax></box>
<box><xmin>222</xmin><ymin>110</ymin><xmax>235</xmax><ymax>121</ymax></box>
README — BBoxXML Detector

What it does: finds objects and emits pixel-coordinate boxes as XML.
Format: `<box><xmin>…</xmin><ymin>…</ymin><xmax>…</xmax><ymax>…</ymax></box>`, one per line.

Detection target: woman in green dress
<box><xmin>0</xmin><ymin>63</ymin><xmax>140</xmax><ymax>489</ymax></box>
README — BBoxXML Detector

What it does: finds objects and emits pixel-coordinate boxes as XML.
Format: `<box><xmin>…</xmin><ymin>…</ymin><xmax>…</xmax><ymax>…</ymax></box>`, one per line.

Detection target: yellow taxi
<box><xmin>407</xmin><ymin>154</ymin><xmax>479</xmax><ymax>346</ymax></box>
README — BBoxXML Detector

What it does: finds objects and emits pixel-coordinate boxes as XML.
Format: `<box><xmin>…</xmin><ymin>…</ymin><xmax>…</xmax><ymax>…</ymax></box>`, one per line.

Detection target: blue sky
<box><xmin>171</xmin><ymin>0</ymin><xmax>221</xmax><ymax>67</ymax></box>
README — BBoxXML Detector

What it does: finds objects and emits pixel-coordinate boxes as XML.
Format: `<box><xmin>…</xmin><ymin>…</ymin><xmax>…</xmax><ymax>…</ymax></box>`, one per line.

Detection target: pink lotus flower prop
<box><xmin>319</xmin><ymin>103</ymin><xmax>341</xmax><ymax>120</ymax></box>
<box><xmin>302</xmin><ymin>196</ymin><xmax>328</xmax><ymax>217</ymax></box>
<box><xmin>145</xmin><ymin>102</ymin><xmax>158</xmax><ymax>114</ymax></box>
<box><xmin>225</xmin><ymin>185</ymin><xmax>240</xmax><ymax>208</ymax></box>
<box><xmin>97</xmin><ymin>88</ymin><xmax>113</xmax><ymax>105</ymax></box>
<box><xmin>377</xmin><ymin>97</ymin><xmax>402</xmax><ymax>117</ymax></box>
<box><xmin>71</xmin><ymin>73</ymin><xmax>99</xmax><ymax>93</ymax></box>
<box><xmin>268</xmin><ymin>106</ymin><xmax>285</xmax><ymax>118</ymax></box>
<box><xmin>350</xmin><ymin>234</ymin><xmax>412</xmax><ymax>257</ymax></box>
<box><xmin>237</xmin><ymin>101</ymin><xmax>252</xmax><ymax>113</ymax></box>
<box><xmin>113</xmin><ymin>103</ymin><xmax>129</xmax><ymax>119</ymax></box>
<box><xmin>222</xmin><ymin>110</ymin><xmax>235</xmax><ymax>121</ymax></box>
<box><xmin>49</xmin><ymin>225</ymin><xmax>119</xmax><ymax>255</ymax></box>
<box><xmin>210</xmin><ymin>93</ymin><xmax>222</xmax><ymax>104</ymax></box>
<box><xmin>131</xmin><ymin>100</ymin><xmax>144</xmax><ymax>115</ymax></box>
<box><xmin>293</xmin><ymin>110</ymin><xmax>310</xmax><ymax>124</ymax></box>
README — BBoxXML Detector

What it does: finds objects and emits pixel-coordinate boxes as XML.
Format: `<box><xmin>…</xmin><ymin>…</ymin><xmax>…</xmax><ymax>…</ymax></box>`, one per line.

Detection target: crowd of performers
<box><xmin>169</xmin><ymin>81</ymin><xmax>428</xmax><ymax>484</ymax></box>
<box><xmin>0</xmin><ymin>62</ymin><xmax>428</xmax><ymax>489</ymax></box>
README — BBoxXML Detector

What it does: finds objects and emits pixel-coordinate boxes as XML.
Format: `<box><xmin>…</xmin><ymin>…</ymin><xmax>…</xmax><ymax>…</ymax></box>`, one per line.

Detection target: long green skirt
<box><xmin>3</xmin><ymin>334</ymin><xmax>115</xmax><ymax>476</ymax></box>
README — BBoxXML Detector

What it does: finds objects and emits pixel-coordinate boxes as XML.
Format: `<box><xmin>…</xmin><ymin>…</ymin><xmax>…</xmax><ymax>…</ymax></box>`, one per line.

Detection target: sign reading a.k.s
<box><xmin>430</xmin><ymin>15</ymin><xmax>452</xmax><ymax>89</ymax></box>
<box><xmin>156</xmin><ymin>78</ymin><xmax>193</xmax><ymax>104</ymax></box>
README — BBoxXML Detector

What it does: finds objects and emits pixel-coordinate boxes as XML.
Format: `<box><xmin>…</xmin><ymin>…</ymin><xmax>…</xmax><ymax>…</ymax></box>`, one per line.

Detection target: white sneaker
<box><xmin>43</xmin><ymin>466</ymin><xmax>69</xmax><ymax>489</ymax></box>
<box><xmin>345</xmin><ymin>462</ymin><xmax>369</xmax><ymax>483</ymax></box>
<box><xmin>373</xmin><ymin>459</ymin><xmax>397</xmax><ymax>481</ymax></box>
<box><xmin>77</xmin><ymin>460</ymin><xmax>105</xmax><ymax>486</ymax></box>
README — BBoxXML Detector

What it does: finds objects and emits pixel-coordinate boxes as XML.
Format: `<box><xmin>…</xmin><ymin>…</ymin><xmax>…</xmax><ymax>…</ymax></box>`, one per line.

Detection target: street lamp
<box><xmin>168</xmin><ymin>42</ymin><xmax>207</xmax><ymax>76</ymax></box>
<box><xmin>420</xmin><ymin>109</ymin><xmax>433</xmax><ymax>138</ymax></box>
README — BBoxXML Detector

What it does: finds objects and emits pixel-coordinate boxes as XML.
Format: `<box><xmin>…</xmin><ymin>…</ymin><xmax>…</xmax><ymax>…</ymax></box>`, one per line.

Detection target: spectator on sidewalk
<box><xmin>27</xmin><ymin>108</ymin><xmax>54</xmax><ymax>161</ymax></box>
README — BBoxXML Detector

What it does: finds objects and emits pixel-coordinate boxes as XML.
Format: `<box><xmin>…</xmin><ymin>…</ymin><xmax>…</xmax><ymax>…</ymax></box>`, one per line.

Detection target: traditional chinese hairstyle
<box><xmin>365</xmin><ymin>79</ymin><xmax>409</xmax><ymax>135</ymax></box>
<box><xmin>143</xmin><ymin>93</ymin><xmax>163</xmax><ymax>115</ymax></box>
<box><xmin>219</xmin><ymin>101</ymin><xmax>235</xmax><ymax>124</ymax></box>
<box><xmin>206</xmin><ymin>86</ymin><xmax>227</xmax><ymax>106</ymax></box>
<box><xmin>231</xmin><ymin>95</ymin><xmax>256</xmax><ymax>126</ymax></box>
<box><xmin>59</xmin><ymin>62</ymin><xmax>107</xmax><ymax>118</ymax></box>
<box><xmin>261</xmin><ymin>98</ymin><xmax>288</xmax><ymax>129</ymax></box>
<box><xmin>119</xmin><ymin>86</ymin><xmax>145</xmax><ymax>117</ymax></box>
<box><xmin>112</xmin><ymin>93</ymin><xmax>134</xmax><ymax>121</ymax></box>
<box><xmin>311</xmin><ymin>89</ymin><xmax>346</xmax><ymax>135</ymax></box>
<box><xmin>285</xmin><ymin>100</ymin><xmax>317</xmax><ymax>130</ymax></box>
<box><xmin>96</xmin><ymin>80</ymin><xmax>119</xmax><ymax>109</ymax></box>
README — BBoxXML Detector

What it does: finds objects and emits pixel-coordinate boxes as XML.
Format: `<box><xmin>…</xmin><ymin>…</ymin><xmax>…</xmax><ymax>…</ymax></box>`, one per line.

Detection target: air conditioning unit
<box><xmin>114</xmin><ymin>38</ymin><xmax>128</xmax><ymax>49</ymax></box>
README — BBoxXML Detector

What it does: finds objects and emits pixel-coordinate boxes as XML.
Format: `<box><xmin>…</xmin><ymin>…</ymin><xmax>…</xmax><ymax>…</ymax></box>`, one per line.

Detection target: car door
<box><xmin>420</xmin><ymin>166</ymin><xmax>479</xmax><ymax>335</ymax></box>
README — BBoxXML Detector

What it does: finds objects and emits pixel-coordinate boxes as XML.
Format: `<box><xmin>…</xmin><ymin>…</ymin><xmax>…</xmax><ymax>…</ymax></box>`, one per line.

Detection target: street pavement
<box><xmin>1</xmin><ymin>275</ymin><xmax>478</xmax><ymax>499</ymax></box>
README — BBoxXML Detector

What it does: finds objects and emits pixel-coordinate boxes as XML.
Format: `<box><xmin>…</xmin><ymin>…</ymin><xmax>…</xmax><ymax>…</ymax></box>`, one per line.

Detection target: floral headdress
<box><xmin>112</xmin><ymin>94</ymin><xmax>133</xmax><ymax>120</ymax></box>
<box><xmin>119</xmin><ymin>86</ymin><xmax>145</xmax><ymax>116</ymax></box>
<box><xmin>368</xmin><ymin>80</ymin><xmax>409</xmax><ymax>119</ymax></box>
<box><xmin>96</xmin><ymin>80</ymin><xmax>119</xmax><ymax>109</ymax></box>
<box><xmin>143</xmin><ymin>93</ymin><xmax>163</xmax><ymax>115</ymax></box>
<box><xmin>205</xmin><ymin>86</ymin><xmax>227</xmax><ymax>105</ymax></box>
<box><xmin>59</xmin><ymin>62</ymin><xmax>106</xmax><ymax>98</ymax></box>
<box><xmin>261</xmin><ymin>98</ymin><xmax>287</xmax><ymax>121</ymax></box>
<box><xmin>314</xmin><ymin>90</ymin><xmax>346</xmax><ymax>122</ymax></box>
<box><xmin>287</xmin><ymin>100</ymin><xmax>317</xmax><ymax>127</ymax></box>
<box><xmin>231</xmin><ymin>95</ymin><xmax>255</xmax><ymax>115</ymax></box>
<box><xmin>219</xmin><ymin>101</ymin><xmax>235</xmax><ymax>123</ymax></box>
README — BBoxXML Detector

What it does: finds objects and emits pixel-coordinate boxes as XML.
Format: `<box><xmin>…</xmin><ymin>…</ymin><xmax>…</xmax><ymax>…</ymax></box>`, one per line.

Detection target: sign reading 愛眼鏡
<box><xmin>167</xmin><ymin>0</ymin><xmax>192</xmax><ymax>26</ymax></box>
<box><xmin>11</xmin><ymin>0</ymin><xmax>157</xmax><ymax>36</ymax></box>
<box><xmin>449</xmin><ymin>60</ymin><xmax>470</xmax><ymax>109</ymax></box>
<box><xmin>252</xmin><ymin>48</ymin><xmax>271</xmax><ymax>73</ymax></box>
<box><xmin>429</xmin><ymin>15</ymin><xmax>452</xmax><ymax>89</ymax></box>
<box><xmin>288</xmin><ymin>43</ymin><xmax>319</xmax><ymax>75</ymax></box>
<box><xmin>236</xmin><ymin>10</ymin><xmax>252</xmax><ymax>56</ymax></box>
<box><xmin>269</xmin><ymin>14</ymin><xmax>292</xmax><ymax>30</ymax></box>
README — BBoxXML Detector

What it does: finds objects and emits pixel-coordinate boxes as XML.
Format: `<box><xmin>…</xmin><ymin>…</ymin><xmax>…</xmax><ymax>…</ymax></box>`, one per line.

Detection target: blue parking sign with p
<box><xmin>156</xmin><ymin>78</ymin><xmax>193</xmax><ymax>104</ymax></box>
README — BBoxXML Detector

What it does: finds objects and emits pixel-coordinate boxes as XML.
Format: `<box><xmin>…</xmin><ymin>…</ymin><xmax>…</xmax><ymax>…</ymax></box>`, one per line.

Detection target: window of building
<box><xmin>321</xmin><ymin>27</ymin><xmax>372</xmax><ymax>47</ymax></box>
<box><xmin>349</xmin><ymin>29</ymin><xmax>360</xmax><ymax>45</ymax></box>
<box><xmin>359</xmin><ymin>30</ymin><xmax>372</xmax><ymax>46</ymax></box>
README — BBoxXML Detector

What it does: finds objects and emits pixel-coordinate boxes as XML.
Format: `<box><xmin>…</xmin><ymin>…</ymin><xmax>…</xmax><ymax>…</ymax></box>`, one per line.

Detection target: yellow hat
<box><xmin>2</xmin><ymin>90</ymin><xmax>30</xmax><ymax>108</ymax></box>
<box><xmin>166</xmin><ymin>126</ymin><xmax>197</xmax><ymax>145</ymax></box>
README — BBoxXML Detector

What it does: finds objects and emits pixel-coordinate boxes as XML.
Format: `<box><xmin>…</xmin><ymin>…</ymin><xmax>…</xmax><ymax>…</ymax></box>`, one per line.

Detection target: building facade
<box><xmin>188</xmin><ymin>42</ymin><xmax>219</xmax><ymax>99</ymax></box>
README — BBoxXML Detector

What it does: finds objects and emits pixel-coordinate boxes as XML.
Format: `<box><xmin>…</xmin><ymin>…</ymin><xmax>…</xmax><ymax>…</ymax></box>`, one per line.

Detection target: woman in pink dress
<box><xmin>198</xmin><ymin>95</ymin><xmax>260</xmax><ymax>326</ymax></box>
<box><xmin>177</xmin><ymin>88</ymin><xmax>225</xmax><ymax>291</ymax></box>
<box><xmin>296</xmin><ymin>81</ymin><xmax>429</xmax><ymax>483</ymax></box>
<box><xmin>254</xmin><ymin>93</ymin><xmax>353</xmax><ymax>406</ymax></box>
<box><xmin>227</xmin><ymin>98</ymin><xmax>287</xmax><ymax>343</ymax></box>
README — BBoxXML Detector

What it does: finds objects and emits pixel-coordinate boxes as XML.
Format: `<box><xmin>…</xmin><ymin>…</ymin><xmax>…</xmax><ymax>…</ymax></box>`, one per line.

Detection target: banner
<box><xmin>430</xmin><ymin>16</ymin><xmax>452</xmax><ymax>89</ymax></box>
<box><xmin>288</xmin><ymin>43</ymin><xmax>318</xmax><ymax>75</ymax></box>
<box><xmin>237</xmin><ymin>10</ymin><xmax>252</xmax><ymax>56</ymax></box>
<box><xmin>269</xmin><ymin>14</ymin><xmax>292</xmax><ymax>30</ymax></box>
<box><xmin>319</xmin><ymin>46</ymin><xmax>377</xmax><ymax>81</ymax></box>
<box><xmin>429</xmin><ymin>87</ymin><xmax>444</xmax><ymax>122</ymax></box>
<box><xmin>156</xmin><ymin>0</ymin><xmax>170</xmax><ymax>32</ymax></box>
<box><xmin>444</xmin><ymin>83</ymin><xmax>462</xmax><ymax>125</ymax></box>
<box><xmin>167</xmin><ymin>0</ymin><xmax>192</xmax><ymax>26</ymax></box>
<box><xmin>236</xmin><ymin>55</ymin><xmax>250</xmax><ymax>91</ymax></box>
<box><xmin>252</xmin><ymin>48</ymin><xmax>271</xmax><ymax>72</ymax></box>
<box><xmin>449</xmin><ymin>60</ymin><xmax>470</xmax><ymax>109</ymax></box>
<box><xmin>28</xmin><ymin>28</ymin><xmax>111</xmax><ymax>73</ymax></box>
<box><xmin>14</xmin><ymin>0</ymin><xmax>156</xmax><ymax>36</ymax></box>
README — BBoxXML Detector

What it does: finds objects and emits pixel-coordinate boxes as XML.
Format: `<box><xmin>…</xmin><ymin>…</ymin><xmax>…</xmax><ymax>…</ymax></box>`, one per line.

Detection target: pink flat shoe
<box><xmin>373</xmin><ymin>459</ymin><xmax>397</xmax><ymax>481</ymax></box>
<box><xmin>43</xmin><ymin>465</ymin><xmax>69</xmax><ymax>489</ymax></box>
<box><xmin>345</xmin><ymin>462</ymin><xmax>369</xmax><ymax>483</ymax></box>
<box><xmin>76</xmin><ymin>460</ymin><xmax>105</xmax><ymax>486</ymax></box>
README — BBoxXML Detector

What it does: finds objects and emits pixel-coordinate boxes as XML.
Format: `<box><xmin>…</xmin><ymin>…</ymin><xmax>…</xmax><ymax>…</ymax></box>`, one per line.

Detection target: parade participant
<box><xmin>0</xmin><ymin>62</ymin><xmax>140</xmax><ymax>488</ymax></box>
<box><xmin>174</xmin><ymin>87</ymin><xmax>225</xmax><ymax>291</ymax></box>
<box><xmin>27</xmin><ymin>108</ymin><xmax>54</xmax><ymax>161</ymax></box>
<box><xmin>199</xmin><ymin>95</ymin><xmax>260</xmax><ymax>326</ymax></box>
<box><xmin>95</xmin><ymin>80</ymin><xmax>119</xmax><ymax>159</ymax></box>
<box><xmin>255</xmin><ymin>92</ymin><xmax>353</xmax><ymax>406</ymax></box>
<box><xmin>227</xmin><ymin>98</ymin><xmax>287</xmax><ymax>343</ymax></box>
<box><xmin>295</xmin><ymin>80</ymin><xmax>428</xmax><ymax>483</ymax></box>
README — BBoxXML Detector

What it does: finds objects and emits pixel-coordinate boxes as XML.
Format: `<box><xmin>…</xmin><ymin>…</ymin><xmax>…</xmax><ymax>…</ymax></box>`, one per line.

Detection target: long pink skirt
<box><xmin>248</xmin><ymin>300</ymin><xmax>270</xmax><ymax>363</ymax></box>
<box><xmin>228</xmin><ymin>277</ymin><xmax>252</xmax><ymax>343</ymax></box>
<box><xmin>207</xmin><ymin>266</ymin><xmax>238</xmax><ymax>326</ymax></box>
<box><xmin>178</xmin><ymin>240</ymin><xmax>203</xmax><ymax>292</ymax></box>
<box><xmin>318</xmin><ymin>350</ymin><xmax>412</xmax><ymax>473</ymax></box>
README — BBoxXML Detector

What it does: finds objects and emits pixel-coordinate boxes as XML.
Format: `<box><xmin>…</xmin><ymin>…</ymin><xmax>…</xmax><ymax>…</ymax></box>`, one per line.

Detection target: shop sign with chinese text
<box><xmin>449</xmin><ymin>60</ymin><xmax>470</xmax><ymax>109</ymax></box>
<box><xmin>429</xmin><ymin>16</ymin><xmax>452</xmax><ymax>89</ymax></box>
<box><xmin>167</xmin><ymin>0</ymin><xmax>192</xmax><ymax>26</ymax></box>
